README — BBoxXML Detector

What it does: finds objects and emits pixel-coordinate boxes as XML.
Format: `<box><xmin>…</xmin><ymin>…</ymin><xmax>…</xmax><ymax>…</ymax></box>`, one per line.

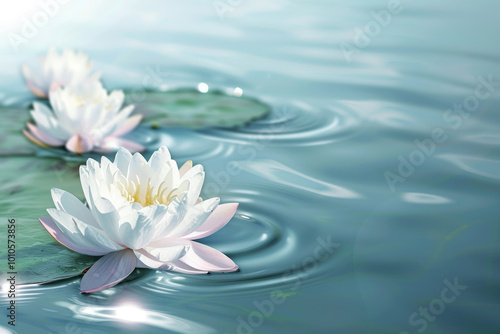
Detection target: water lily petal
<box><xmin>31</xmin><ymin>103</ymin><xmax>54</xmax><ymax>129</ymax></box>
<box><xmin>22</xmin><ymin>64</ymin><xmax>47</xmax><ymax>98</ymax></box>
<box><xmin>148</xmin><ymin>146</ymin><xmax>172</xmax><ymax>172</ymax></box>
<box><xmin>110</xmin><ymin>114</ymin><xmax>142</xmax><ymax>137</ymax></box>
<box><xmin>95</xmin><ymin>137</ymin><xmax>145</xmax><ymax>153</ymax></box>
<box><xmin>135</xmin><ymin>257</ymin><xmax>208</xmax><ymax>274</ymax></box>
<box><xmin>118</xmin><ymin>205</ymin><xmax>167</xmax><ymax>249</ymax></box>
<box><xmin>135</xmin><ymin>240</ymin><xmax>190</xmax><ymax>268</ymax></box>
<box><xmin>179</xmin><ymin>160</ymin><xmax>192</xmax><ymax>178</ymax></box>
<box><xmin>44</xmin><ymin>209</ymin><xmax>123</xmax><ymax>256</ymax></box>
<box><xmin>181</xmin><ymin>241</ymin><xmax>238</xmax><ymax>272</ymax></box>
<box><xmin>181</xmin><ymin>165</ymin><xmax>205</xmax><ymax>207</ymax></box>
<box><xmin>49</xmin><ymin>87</ymin><xmax>79</xmax><ymax>129</ymax></box>
<box><xmin>185</xmin><ymin>203</ymin><xmax>239</xmax><ymax>240</ymax></box>
<box><xmin>166</xmin><ymin>259</ymin><xmax>208</xmax><ymax>274</ymax></box>
<box><xmin>127</xmin><ymin>152</ymin><xmax>151</xmax><ymax>202</ymax></box>
<box><xmin>79</xmin><ymin>163</ymin><xmax>104</xmax><ymax>212</ymax></box>
<box><xmin>25</xmin><ymin>123</ymin><xmax>64</xmax><ymax>146</ymax></box>
<box><xmin>66</xmin><ymin>134</ymin><xmax>94</xmax><ymax>154</ymax></box>
<box><xmin>86</xmin><ymin>176</ymin><xmax>126</xmax><ymax>244</ymax></box>
<box><xmin>90</xmin><ymin>104</ymin><xmax>135</xmax><ymax>139</ymax></box>
<box><xmin>153</xmin><ymin>191</ymin><xmax>190</xmax><ymax>238</ymax></box>
<box><xmin>31</xmin><ymin>102</ymin><xmax>71</xmax><ymax>141</ymax></box>
<box><xmin>107</xmin><ymin>90</ymin><xmax>125</xmax><ymax>111</ymax></box>
<box><xmin>39</xmin><ymin>216</ymin><xmax>103</xmax><ymax>256</ymax></box>
<box><xmin>148</xmin><ymin>148</ymin><xmax>177</xmax><ymax>193</ymax></box>
<box><xmin>113</xmin><ymin>147</ymin><xmax>133</xmax><ymax>175</ymax></box>
<box><xmin>166</xmin><ymin>197</ymin><xmax>219</xmax><ymax>238</ymax></box>
<box><xmin>162</xmin><ymin>160</ymin><xmax>181</xmax><ymax>191</ymax></box>
<box><xmin>80</xmin><ymin>249</ymin><xmax>137</xmax><ymax>293</ymax></box>
<box><xmin>23</xmin><ymin>129</ymin><xmax>51</xmax><ymax>148</ymax></box>
<box><xmin>51</xmin><ymin>188</ymin><xmax>101</xmax><ymax>230</ymax></box>
<box><xmin>100</xmin><ymin>156</ymin><xmax>121</xmax><ymax>182</ymax></box>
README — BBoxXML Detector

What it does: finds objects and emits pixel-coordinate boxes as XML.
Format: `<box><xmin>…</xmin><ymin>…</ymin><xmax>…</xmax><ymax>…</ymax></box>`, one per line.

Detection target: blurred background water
<box><xmin>1</xmin><ymin>0</ymin><xmax>500</xmax><ymax>333</ymax></box>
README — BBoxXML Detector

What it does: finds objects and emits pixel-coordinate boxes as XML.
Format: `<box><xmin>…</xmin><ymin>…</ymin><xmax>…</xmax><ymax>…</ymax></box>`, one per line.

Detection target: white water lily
<box><xmin>22</xmin><ymin>48</ymin><xmax>100</xmax><ymax>98</ymax></box>
<box><xmin>39</xmin><ymin>146</ymin><xmax>239</xmax><ymax>293</ymax></box>
<box><xmin>23</xmin><ymin>82</ymin><xmax>144</xmax><ymax>154</ymax></box>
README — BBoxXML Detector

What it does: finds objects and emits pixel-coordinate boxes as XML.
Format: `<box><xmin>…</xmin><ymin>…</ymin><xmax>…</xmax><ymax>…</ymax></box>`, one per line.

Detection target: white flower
<box><xmin>39</xmin><ymin>146</ymin><xmax>239</xmax><ymax>293</ymax></box>
<box><xmin>22</xmin><ymin>47</ymin><xmax>100</xmax><ymax>98</ymax></box>
<box><xmin>23</xmin><ymin>82</ymin><xmax>144</xmax><ymax>154</ymax></box>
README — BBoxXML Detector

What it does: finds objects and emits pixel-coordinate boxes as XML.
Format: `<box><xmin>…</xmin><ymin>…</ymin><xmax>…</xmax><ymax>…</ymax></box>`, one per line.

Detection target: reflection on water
<box><xmin>57</xmin><ymin>300</ymin><xmax>215</xmax><ymax>333</ymax></box>
<box><xmin>401</xmin><ymin>192</ymin><xmax>452</xmax><ymax>204</ymax></box>
<box><xmin>0</xmin><ymin>0</ymin><xmax>499</xmax><ymax>333</ymax></box>
<box><xmin>239</xmin><ymin>159</ymin><xmax>360</xmax><ymax>198</ymax></box>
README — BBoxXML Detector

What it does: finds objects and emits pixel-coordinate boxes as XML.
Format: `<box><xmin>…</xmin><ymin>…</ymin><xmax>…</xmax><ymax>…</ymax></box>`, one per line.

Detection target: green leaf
<box><xmin>0</xmin><ymin>106</ymin><xmax>36</xmax><ymax>157</ymax></box>
<box><xmin>131</xmin><ymin>89</ymin><xmax>271</xmax><ymax>129</ymax></box>
<box><xmin>0</xmin><ymin>157</ymin><xmax>97</xmax><ymax>284</ymax></box>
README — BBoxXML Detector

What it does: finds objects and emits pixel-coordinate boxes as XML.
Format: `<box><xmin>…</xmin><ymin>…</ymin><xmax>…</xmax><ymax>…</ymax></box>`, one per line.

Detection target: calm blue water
<box><xmin>1</xmin><ymin>0</ymin><xmax>500</xmax><ymax>333</ymax></box>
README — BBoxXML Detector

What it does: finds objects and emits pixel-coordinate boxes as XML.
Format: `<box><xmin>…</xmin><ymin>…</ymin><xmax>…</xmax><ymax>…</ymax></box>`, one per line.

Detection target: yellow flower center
<box><xmin>115</xmin><ymin>176</ymin><xmax>178</xmax><ymax>206</ymax></box>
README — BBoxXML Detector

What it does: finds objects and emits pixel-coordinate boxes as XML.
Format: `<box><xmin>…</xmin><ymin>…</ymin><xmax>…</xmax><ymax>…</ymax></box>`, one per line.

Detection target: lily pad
<box><xmin>0</xmin><ymin>156</ymin><xmax>97</xmax><ymax>284</ymax></box>
<box><xmin>130</xmin><ymin>89</ymin><xmax>271</xmax><ymax>129</ymax></box>
<box><xmin>0</xmin><ymin>106</ymin><xmax>36</xmax><ymax>156</ymax></box>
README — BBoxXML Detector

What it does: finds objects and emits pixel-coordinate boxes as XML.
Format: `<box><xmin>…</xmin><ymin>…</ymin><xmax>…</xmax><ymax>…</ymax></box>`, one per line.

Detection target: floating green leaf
<box><xmin>131</xmin><ymin>89</ymin><xmax>271</xmax><ymax>129</ymax></box>
<box><xmin>0</xmin><ymin>106</ymin><xmax>36</xmax><ymax>156</ymax></box>
<box><xmin>0</xmin><ymin>157</ymin><xmax>96</xmax><ymax>284</ymax></box>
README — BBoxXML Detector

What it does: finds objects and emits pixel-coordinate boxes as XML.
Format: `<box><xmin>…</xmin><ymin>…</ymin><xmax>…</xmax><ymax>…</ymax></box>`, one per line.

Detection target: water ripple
<box><xmin>199</xmin><ymin>100</ymin><xmax>359</xmax><ymax>146</ymax></box>
<box><xmin>439</xmin><ymin>154</ymin><xmax>500</xmax><ymax>181</ymax></box>
<box><xmin>139</xmin><ymin>186</ymin><xmax>339</xmax><ymax>296</ymax></box>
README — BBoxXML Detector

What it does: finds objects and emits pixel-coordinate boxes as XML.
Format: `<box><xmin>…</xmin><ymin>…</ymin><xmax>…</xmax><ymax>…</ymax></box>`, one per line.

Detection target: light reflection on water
<box><xmin>56</xmin><ymin>300</ymin><xmax>215</xmax><ymax>333</ymax></box>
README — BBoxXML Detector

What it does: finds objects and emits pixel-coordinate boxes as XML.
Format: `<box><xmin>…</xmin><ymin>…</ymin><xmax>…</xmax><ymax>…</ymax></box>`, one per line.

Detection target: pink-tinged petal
<box><xmin>179</xmin><ymin>160</ymin><xmax>192</xmax><ymax>178</ymax></box>
<box><xmin>135</xmin><ymin>258</ymin><xmax>150</xmax><ymax>269</ymax></box>
<box><xmin>23</xmin><ymin>129</ymin><xmax>52</xmax><ymax>148</ymax></box>
<box><xmin>66</xmin><ymin>134</ymin><xmax>94</xmax><ymax>154</ymax></box>
<box><xmin>182</xmin><ymin>241</ymin><xmax>238</xmax><ymax>272</ymax></box>
<box><xmin>22</xmin><ymin>65</ymin><xmax>47</xmax><ymax>98</ymax></box>
<box><xmin>39</xmin><ymin>216</ymin><xmax>104</xmax><ymax>256</ymax></box>
<box><xmin>167</xmin><ymin>259</ymin><xmax>208</xmax><ymax>274</ymax></box>
<box><xmin>135</xmin><ymin>258</ymin><xmax>208</xmax><ymax>274</ymax></box>
<box><xmin>46</xmin><ymin>208</ymin><xmax>124</xmax><ymax>255</ymax></box>
<box><xmin>185</xmin><ymin>203</ymin><xmax>239</xmax><ymax>240</ymax></box>
<box><xmin>80</xmin><ymin>249</ymin><xmax>137</xmax><ymax>293</ymax></box>
<box><xmin>25</xmin><ymin>123</ymin><xmax>64</xmax><ymax>146</ymax></box>
<box><xmin>49</xmin><ymin>81</ymin><xmax>63</xmax><ymax>93</ymax></box>
<box><xmin>146</xmin><ymin>237</ymin><xmax>191</xmax><ymax>249</ymax></box>
<box><xmin>95</xmin><ymin>137</ymin><xmax>145</xmax><ymax>154</ymax></box>
<box><xmin>27</xmin><ymin>83</ymin><xmax>47</xmax><ymax>98</ymax></box>
<box><xmin>134</xmin><ymin>252</ymin><xmax>165</xmax><ymax>269</ymax></box>
<box><xmin>134</xmin><ymin>239</ymin><xmax>190</xmax><ymax>269</ymax></box>
<box><xmin>111</xmin><ymin>114</ymin><xmax>142</xmax><ymax>137</ymax></box>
